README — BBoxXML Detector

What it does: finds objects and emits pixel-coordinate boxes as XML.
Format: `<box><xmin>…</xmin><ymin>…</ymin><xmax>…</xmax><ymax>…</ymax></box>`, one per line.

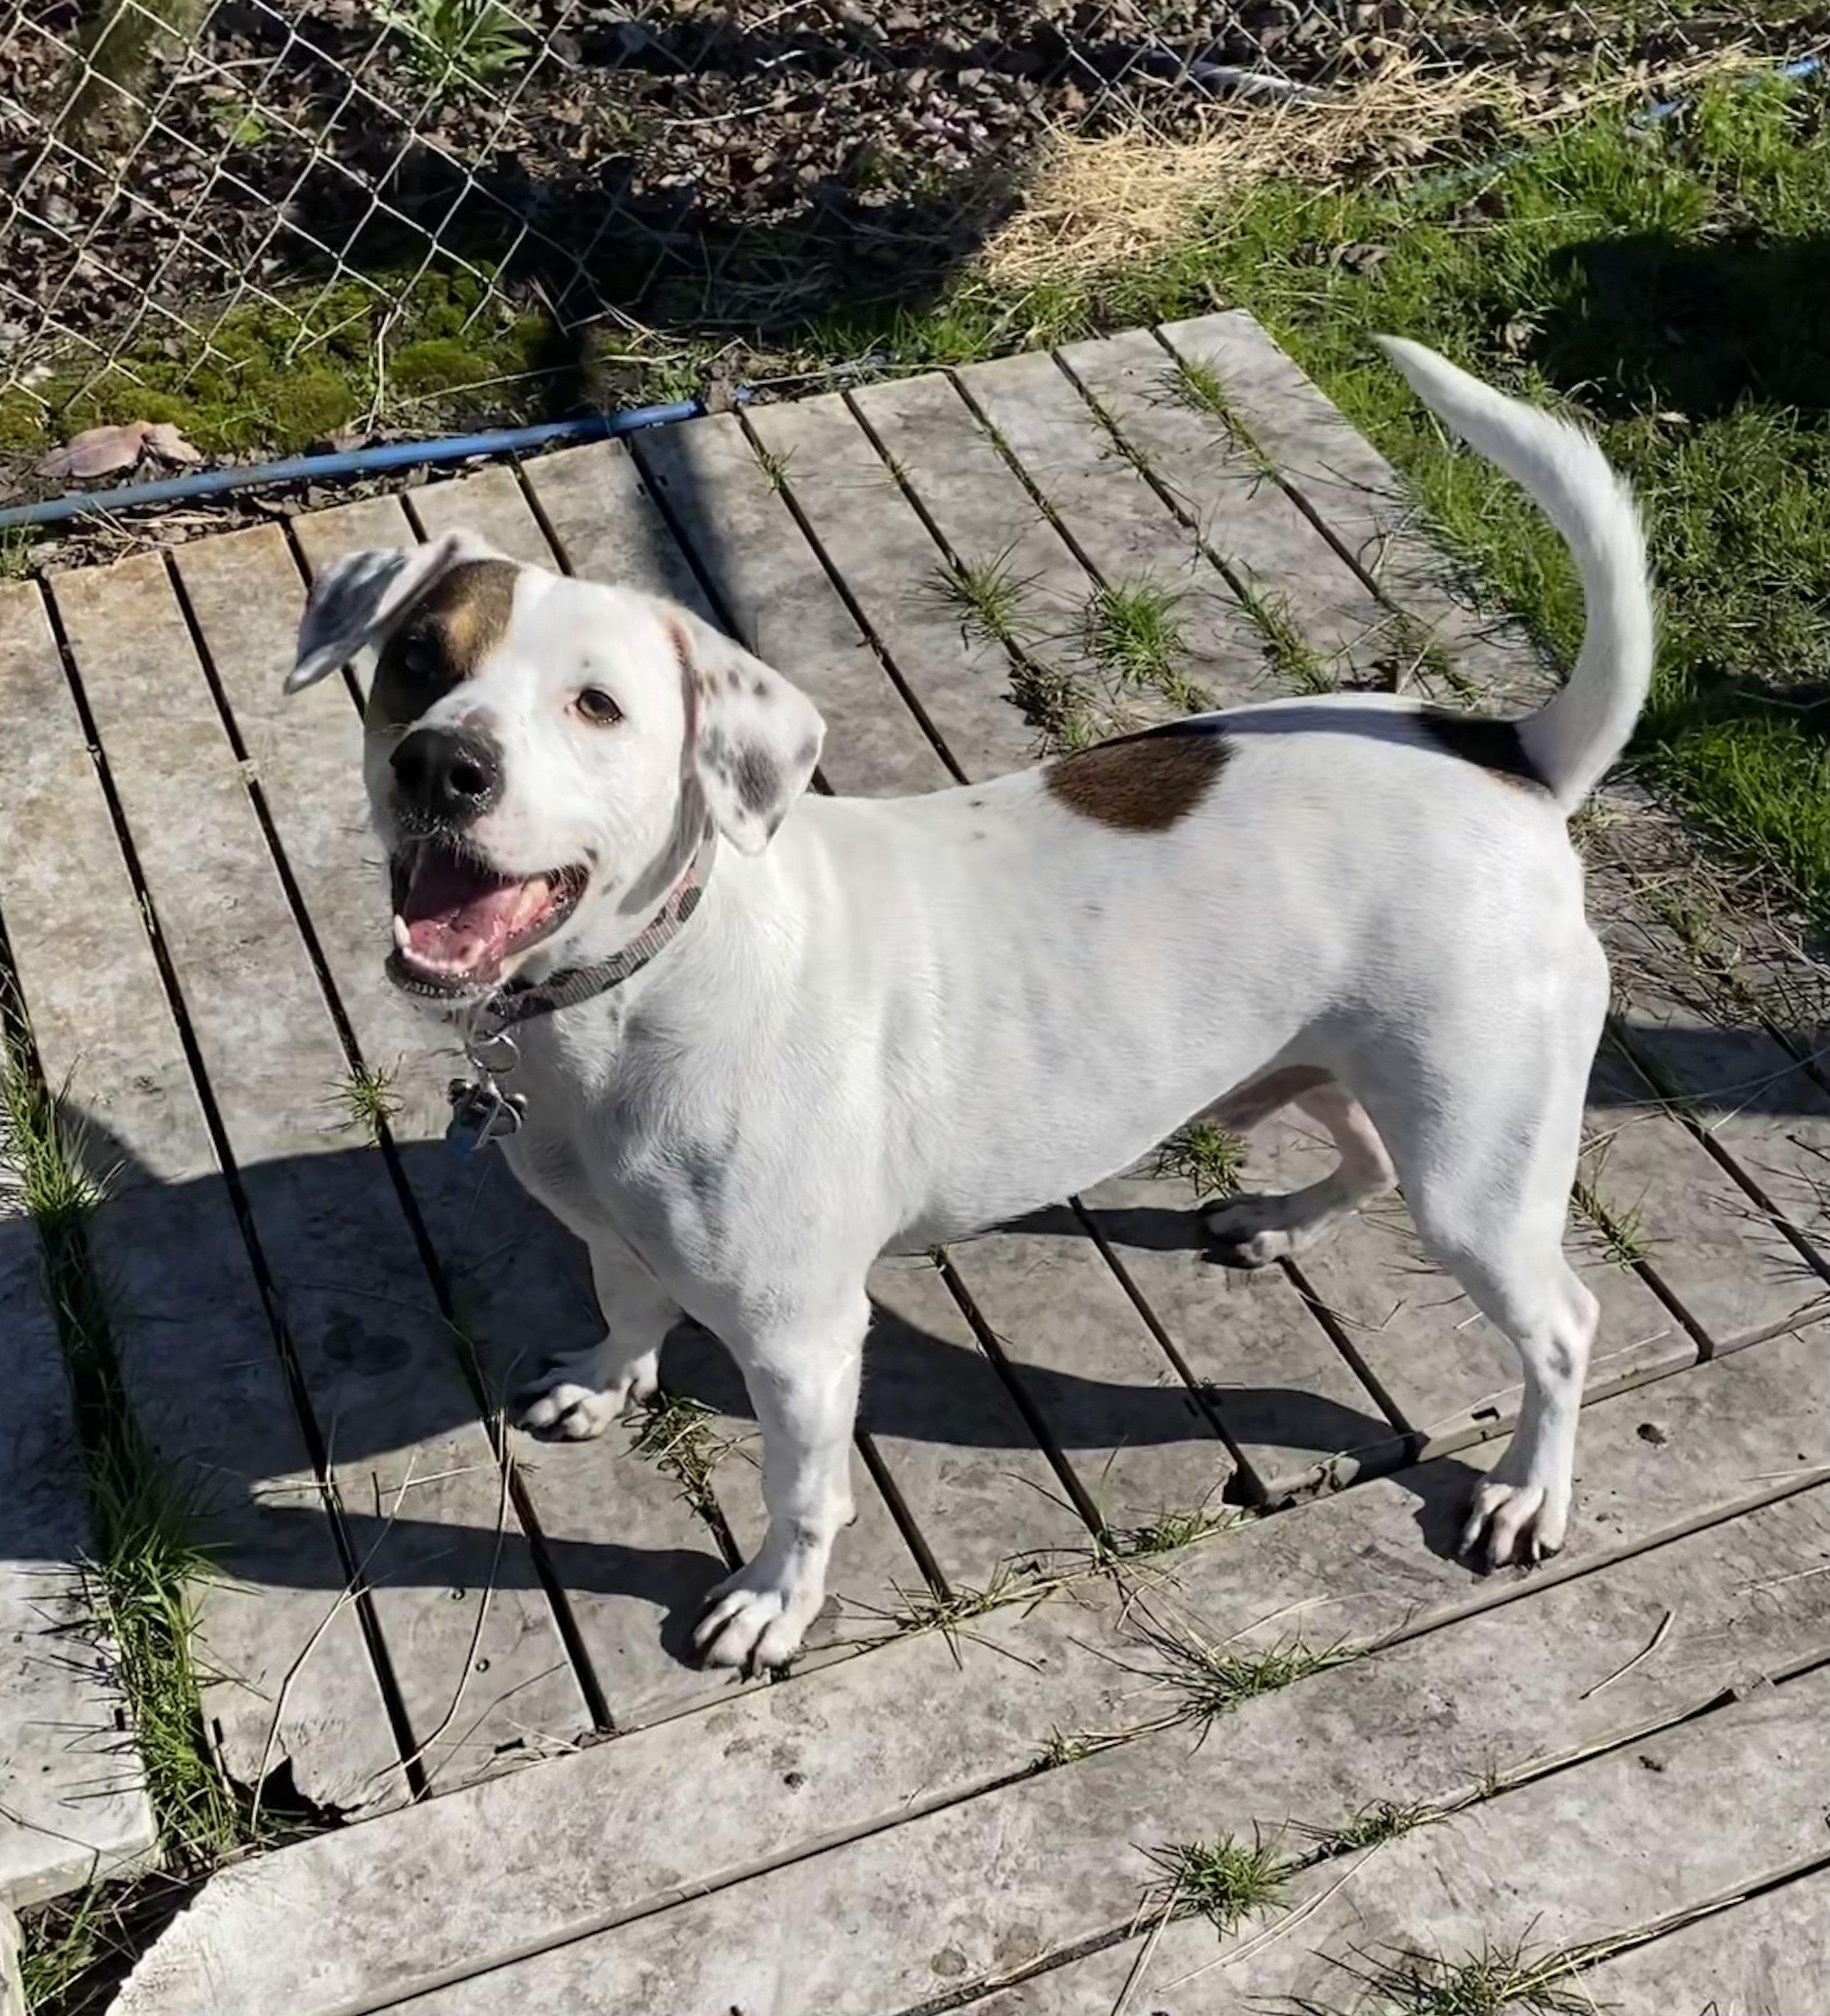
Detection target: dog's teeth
<box><xmin>391</xmin><ymin>915</ymin><xmax>412</xmax><ymax>953</ymax></box>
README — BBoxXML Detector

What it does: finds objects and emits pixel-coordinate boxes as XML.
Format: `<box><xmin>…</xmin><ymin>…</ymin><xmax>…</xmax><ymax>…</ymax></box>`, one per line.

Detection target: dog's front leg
<box><xmin>516</xmin><ymin>1233</ymin><xmax>677</xmax><ymax>1440</ymax></box>
<box><xmin>694</xmin><ymin>1288</ymin><xmax>868</xmax><ymax>1673</ymax></box>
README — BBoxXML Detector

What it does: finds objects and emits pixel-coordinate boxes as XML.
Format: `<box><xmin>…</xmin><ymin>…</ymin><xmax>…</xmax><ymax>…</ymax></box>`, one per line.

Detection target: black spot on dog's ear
<box><xmin>734</xmin><ymin>745</ymin><xmax>783</xmax><ymax>815</ymax></box>
<box><xmin>1415</xmin><ymin>708</ymin><xmax>1548</xmax><ymax>790</ymax></box>
<box><xmin>1044</xmin><ymin>721</ymin><xmax>1231</xmax><ymax>829</ymax></box>
<box><xmin>752</xmin><ymin>677</ymin><xmax>771</xmax><ymax>700</ymax></box>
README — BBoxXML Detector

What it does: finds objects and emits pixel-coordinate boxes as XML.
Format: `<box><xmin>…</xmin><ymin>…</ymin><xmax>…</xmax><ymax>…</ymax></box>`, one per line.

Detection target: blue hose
<box><xmin>0</xmin><ymin>395</ymin><xmax>709</xmax><ymax>533</ymax></box>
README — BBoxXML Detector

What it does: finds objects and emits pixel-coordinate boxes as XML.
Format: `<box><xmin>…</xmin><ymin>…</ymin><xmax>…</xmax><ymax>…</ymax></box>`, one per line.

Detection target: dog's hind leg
<box><xmin>1204</xmin><ymin>1078</ymin><xmax>1397</xmax><ymax>1269</ymax></box>
<box><xmin>517</xmin><ymin>1233</ymin><xmax>677</xmax><ymax>1440</ymax></box>
<box><xmin>694</xmin><ymin>1286</ymin><xmax>869</xmax><ymax>1672</ymax></box>
<box><xmin>1357</xmin><ymin>941</ymin><xmax>1608</xmax><ymax>1566</ymax></box>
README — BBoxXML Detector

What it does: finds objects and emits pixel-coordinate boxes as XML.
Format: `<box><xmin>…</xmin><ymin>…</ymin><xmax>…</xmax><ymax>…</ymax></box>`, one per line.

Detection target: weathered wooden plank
<box><xmin>1556</xmin><ymin>1864</ymin><xmax>1830</xmax><ymax>2015</ymax></box>
<box><xmin>1056</xmin><ymin>327</ymin><xmax>1394</xmax><ymax>688</ymax></box>
<box><xmin>862</xmin><ymin>1255</ymin><xmax>1086</xmax><ymax>1594</ymax></box>
<box><xmin>113</xmin><ymin>1325</ymin><xmax>1828</xmax><ymax>2016</ymax></box>
<box><xmin>633</xmin><ymin>413</ymin><xmax>954</xmax><ymax>798</ymax></box>
<box><xmin>520</xmin><ymin>439</ymin><xmax>716</xmax><ymax>615</ymax></box>
<box><xmin>200</xmin><ymin>517</ymin><xmax>793</xmax><ymax>1725</ymax></box>
<box><xmin>953</xmin><ymin>347</ymin><xmax>1269</xmax><ymax>701</ymax></box>
<box><xmin>1585</xmin><ymin>1035</ymin><xmax>1829</xmax><ymax>1349</ymax></box>
<box><xmin>52</xmin><ymin>553</ymin><xmax>588</xmax><ymax>1791</ymax></box>
<box><xmin>356</xmin><ymin>1487</ymin><xmax>1830</xmax><ymax>2016</ymax></box>
<box><xmin>0</xmin><ymin>1197</ymin><xmax>158</xmax><ymax>1906</ymax></box>
<box><xmin>743</xmin><ymin>393</ymin><xmax>1039</xmax><ymax>781</ymax></box>
<box><xmin>945</xmin><ymin>1214</ymin><xmax>1236</xmax><ymax>1541</ymax></box>
<box><xmin>847</xmin><ymin>369</ymin><xmax>1119</xmax><ymax>748</ymax></box>
<box><xmin>1063</xmin><ymin>1666</ymin><xmax>1830</xmax><ymax>2015</ymax></box>
<box><xmin>0</xmin><ymin>580</ymin><xmax>406</xmax><ymax>1817</ymax></box>
<box><xmin>406</xmin><ymin>463</ymin><xmax>554</xmax><ymax>566</ymax></box>
<box><xmin>1156</xmin><ymin>310</ymin><xmax>1549</xmax><ymax>709</ymax></box>
<box><xmin>1078</xmin><ymin>1165</ymin><xmax>1405</xmax><ymax>1499</ymax></box>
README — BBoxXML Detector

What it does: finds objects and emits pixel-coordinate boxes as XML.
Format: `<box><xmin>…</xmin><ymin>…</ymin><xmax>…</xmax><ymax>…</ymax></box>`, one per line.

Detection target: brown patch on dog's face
<box><xmin>1044</xmin><ymin>725</ymin><xmax>1230</xmax><ymax>830</ymax></box>
<box><xmin>366</xmin><ymin>559</ymin><xmax>520</xmax><ymax>730</ymax></box>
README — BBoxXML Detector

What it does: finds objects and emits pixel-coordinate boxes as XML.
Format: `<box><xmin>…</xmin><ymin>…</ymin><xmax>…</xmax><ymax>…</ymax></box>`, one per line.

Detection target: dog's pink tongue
<box><xmin>399</xmin><ymin>854</ymin><xmax>539</xmax><ymax>972</ymax></box>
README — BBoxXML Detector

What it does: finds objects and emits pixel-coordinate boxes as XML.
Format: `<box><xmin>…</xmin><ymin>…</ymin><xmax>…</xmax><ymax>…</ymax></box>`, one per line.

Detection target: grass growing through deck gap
<box><xmin>1084</xmin><ymin>579</ymin><xmax>1208</xmax><ymax>712</ymax></box>
<box><xmin>1153</xmin><ymin>1120</ymin><xmax>1249</xmax><ymax>1201</ymax></box>
<box><xmin>1150</xmin><ymin>1832</ymin><xmax>1293</xmax><ymax>1932</ymax></box>
<box><xmin>1290</xmin><ymin>1932</ymin><xmax>1619</xmax><ymax>2015</ymax></box>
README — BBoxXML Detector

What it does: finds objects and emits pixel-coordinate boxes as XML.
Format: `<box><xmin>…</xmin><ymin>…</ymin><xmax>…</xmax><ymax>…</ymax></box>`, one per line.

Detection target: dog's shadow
<box><xmin>12</xmin><ymin>1097</ymin><xmax>1526</xmax><ymax>1682</ymax></box>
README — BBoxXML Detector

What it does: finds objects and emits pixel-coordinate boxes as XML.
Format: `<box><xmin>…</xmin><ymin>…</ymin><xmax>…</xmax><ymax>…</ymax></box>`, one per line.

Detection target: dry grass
<box><xmin>981</xmin><ymin>55</ymin><xmax>1742</xmax><ymax>288</ymax></box>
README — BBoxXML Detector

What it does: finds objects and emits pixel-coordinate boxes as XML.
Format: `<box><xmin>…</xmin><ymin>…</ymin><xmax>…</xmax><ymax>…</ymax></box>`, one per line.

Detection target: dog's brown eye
<box><xmin>575</xmin><ymin>686</ymin><xmax>622</xmax><ymax>726</ymax></box>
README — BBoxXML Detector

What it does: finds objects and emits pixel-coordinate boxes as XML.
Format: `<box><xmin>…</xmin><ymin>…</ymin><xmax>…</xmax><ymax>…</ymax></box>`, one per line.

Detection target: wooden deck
<box><xmin>2</xmin><ymin>311</ymin><xmax>1826</xmax><ymax>2011</ymax></box>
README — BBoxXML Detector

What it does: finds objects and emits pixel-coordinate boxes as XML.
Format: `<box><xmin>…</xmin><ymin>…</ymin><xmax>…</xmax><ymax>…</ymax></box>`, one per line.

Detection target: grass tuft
<box><xmin>1153</xmin><ymin>1120</ymin><xmax>1249</xmax><ymax>1201</ymax></box>
<box><xmin>1300</xmin><ymin>1932</ymin><xmax>1616</xmax><ymax>2015</ymax></box>
<box><xmin>1137</xmin><ymin>1612</ymin><xmax>1358</xmax><ymax>1730</ymax></box>
<box><xmin>1151</xmin><ymin>1831</ymin><xmax>1292</xmax><ymax>1931</ymax></box>
<box><xmin>1</xmin><ymin>1035</ymin><xmax>241</xmax><ymax>1866</ymax></box>
<box><xmin>1085</xmin><ymin>579</ymin><xmax>1207</xmax><ymax>711</ymax></box>
<box><xmin>1234</xmin><ymin>578</ymin><xmax>1335</xmax><ymax>694</ymax></box>
<box><xmin>1113</xmin><ymin>1504</ymin><xmax>1238</xmax><ymax>1558</ymax></box>
<box><xmin>932</xmin><ymin>546</ymin><xmax>1036</xmax><ymax>649</ymax></box>
<box><xmin>329</xmin><ymin>1061</ymin><xmax>404</xmax><ymax>1145</ymax></box>
<box><xmin>1321</xmin><ymin>1796</ymin><xmax>1433</xmax><ymax>1852</ymax></box>
<box><xmin>628</xmin><ymin>1389</ymin><xmax>733</xmax><ymax>1527</ymax></box>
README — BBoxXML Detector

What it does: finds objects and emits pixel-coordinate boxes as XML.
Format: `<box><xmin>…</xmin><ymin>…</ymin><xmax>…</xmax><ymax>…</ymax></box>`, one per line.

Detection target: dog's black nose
<box><xmin>391</xmin><ymin>725</ymin><xmax>502</xmax><ymax>826</ymax></box>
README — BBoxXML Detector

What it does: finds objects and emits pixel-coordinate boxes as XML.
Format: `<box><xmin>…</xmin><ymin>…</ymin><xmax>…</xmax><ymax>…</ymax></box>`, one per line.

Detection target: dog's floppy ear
<box><xmin>287</xmin><ymin>529</ymin><xmax>500</xmax><ymax>695</ymax></box>
<box><xmin>670</xmin><ymin>607</ymin><xmax>825</xmax><ymax>855</ymax></box>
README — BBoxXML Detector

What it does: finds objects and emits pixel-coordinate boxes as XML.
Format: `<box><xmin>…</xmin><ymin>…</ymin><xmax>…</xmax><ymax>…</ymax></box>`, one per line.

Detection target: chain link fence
<box><xmin>0</xmin><ymin>0</ymin><xmax>1811</xmax><ymax>444</ymax></box>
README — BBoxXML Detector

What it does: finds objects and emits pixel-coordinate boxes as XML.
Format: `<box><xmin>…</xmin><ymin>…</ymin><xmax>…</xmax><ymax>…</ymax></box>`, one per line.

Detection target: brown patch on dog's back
<box><xmin>366</xmin><ymin>558</ymin><xmax>520</xmax><ymax>728</ymax></box>
<box><xmin>1044</xmin><ymin>724</ymin><xmax>1230</xmax><ymax>830</ymax></box>
<box><xmin>1415</xmin><ymin>708</ymin><xmax>1548</xmax><ymax>791</ymax></box>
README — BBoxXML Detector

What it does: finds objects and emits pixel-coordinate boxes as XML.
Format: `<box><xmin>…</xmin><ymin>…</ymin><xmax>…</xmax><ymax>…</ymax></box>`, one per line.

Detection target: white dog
<box><xmin>287</xmin><ymin>338</ymin><xmax>1652</xmax><ymax>1672</ymax></box>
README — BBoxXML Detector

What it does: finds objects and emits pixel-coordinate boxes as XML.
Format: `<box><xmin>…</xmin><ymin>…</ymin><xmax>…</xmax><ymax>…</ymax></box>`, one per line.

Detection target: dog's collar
<box><xmin>470</xmin><ymin>829</ymin><xmax>716</xmax><ymax>1035</ymax></box>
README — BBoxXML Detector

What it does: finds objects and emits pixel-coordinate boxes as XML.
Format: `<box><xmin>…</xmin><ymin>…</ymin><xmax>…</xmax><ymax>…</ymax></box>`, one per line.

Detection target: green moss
<box><xmin>17</xmin><ymin>269</ymin><xmax>562</xmax><ymax>458</ymax></box>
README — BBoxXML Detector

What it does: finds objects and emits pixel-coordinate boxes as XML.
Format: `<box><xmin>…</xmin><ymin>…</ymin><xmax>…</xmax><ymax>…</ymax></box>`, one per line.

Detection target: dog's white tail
<box><xmin>1375</xmin><ymin>335</ymin><xmax>1654</xmax><ymax>813</ymax></box>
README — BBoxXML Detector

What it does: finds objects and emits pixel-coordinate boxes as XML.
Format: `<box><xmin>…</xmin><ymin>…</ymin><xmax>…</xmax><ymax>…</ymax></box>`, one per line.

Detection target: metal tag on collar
<box><xmin>445</xmin><ymin>1075</ymin><xmax>527</xmax><ymax>1154</ymax></box>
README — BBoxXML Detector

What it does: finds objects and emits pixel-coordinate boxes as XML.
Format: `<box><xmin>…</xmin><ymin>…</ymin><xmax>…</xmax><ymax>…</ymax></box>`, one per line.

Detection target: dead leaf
<box><xmin>35</xmin><ymin>420</ymin><xmax>152</xmax><ymax>482</ymax></box>
<box><xmin>1501</xmin><ymin>315</ymin><xmax>1537</xmax><ymax>355</ymax></box>
<box><xmin>144</xmin><ymin>421</ymin><xmax>203</xmax><ymax>466</ymax></box>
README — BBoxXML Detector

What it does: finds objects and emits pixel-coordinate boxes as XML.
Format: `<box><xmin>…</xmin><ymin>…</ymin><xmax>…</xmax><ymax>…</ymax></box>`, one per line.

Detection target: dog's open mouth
<box><xmin>388</xmin><ymin>843</ymin><xmax>588</xmax><ymax>995</ymax></box>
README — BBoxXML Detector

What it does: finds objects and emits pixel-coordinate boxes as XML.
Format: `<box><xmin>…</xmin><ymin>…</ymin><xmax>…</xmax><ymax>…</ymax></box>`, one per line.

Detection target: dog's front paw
<box><xmin>515</xmin><ymin>1342</ymin><xmax>659</xmax><ymax>1441</ymax></box>
<box><xmin>1459</xmin><ymin>1471</ymin><xmax>1568</xmax><ymax>1567</ymax></box>
<box><xmin>692</xmin><ymin>1558</ymin><xmax>823</xmax><ymax>1673</ymax></box>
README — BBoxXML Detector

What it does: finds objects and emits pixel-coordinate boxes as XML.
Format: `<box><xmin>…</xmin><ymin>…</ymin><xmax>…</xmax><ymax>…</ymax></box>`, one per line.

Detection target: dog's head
<box><xmin>287</xmin><ymin>531</ymin><xmax>824</xmax><ymax>999</ymax></box>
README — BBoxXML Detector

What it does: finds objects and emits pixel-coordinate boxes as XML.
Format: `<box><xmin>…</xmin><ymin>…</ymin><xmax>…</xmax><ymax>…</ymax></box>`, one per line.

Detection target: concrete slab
<box><xmin>744</xmin><ymin>391</ymin><xmax>1040</xmax><ymax>781</ymax></box>
<box><xmin>355</xmin><ymin>1501</ymin><xmax>1830</xmax><ymax>2016</ymax></box>
<box><xmin>520</xmin><ymin>438</ymin><xmax>716</xmax><ymax>615</ymax></box>
<box><xmin>845</xmin><ymin>369</ymin><xmax>1117</xmax><ymax>747</ymax></box>
<box><xmin>407</xmin><ymin>463</ymin><xmax>555</xmax><ymax>566</ymax></box>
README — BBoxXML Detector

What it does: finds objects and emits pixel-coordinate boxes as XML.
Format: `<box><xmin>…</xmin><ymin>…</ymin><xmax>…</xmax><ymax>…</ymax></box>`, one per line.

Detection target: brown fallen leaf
<box><xmin>35</xmin><ymin>419</ymin><xmax>152</xmax><ymax>482</ymax></box>
<box><xmin>144</xmin><ymin>421</ymin><xmax>203</xmax><ymax>466</ymax></box>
